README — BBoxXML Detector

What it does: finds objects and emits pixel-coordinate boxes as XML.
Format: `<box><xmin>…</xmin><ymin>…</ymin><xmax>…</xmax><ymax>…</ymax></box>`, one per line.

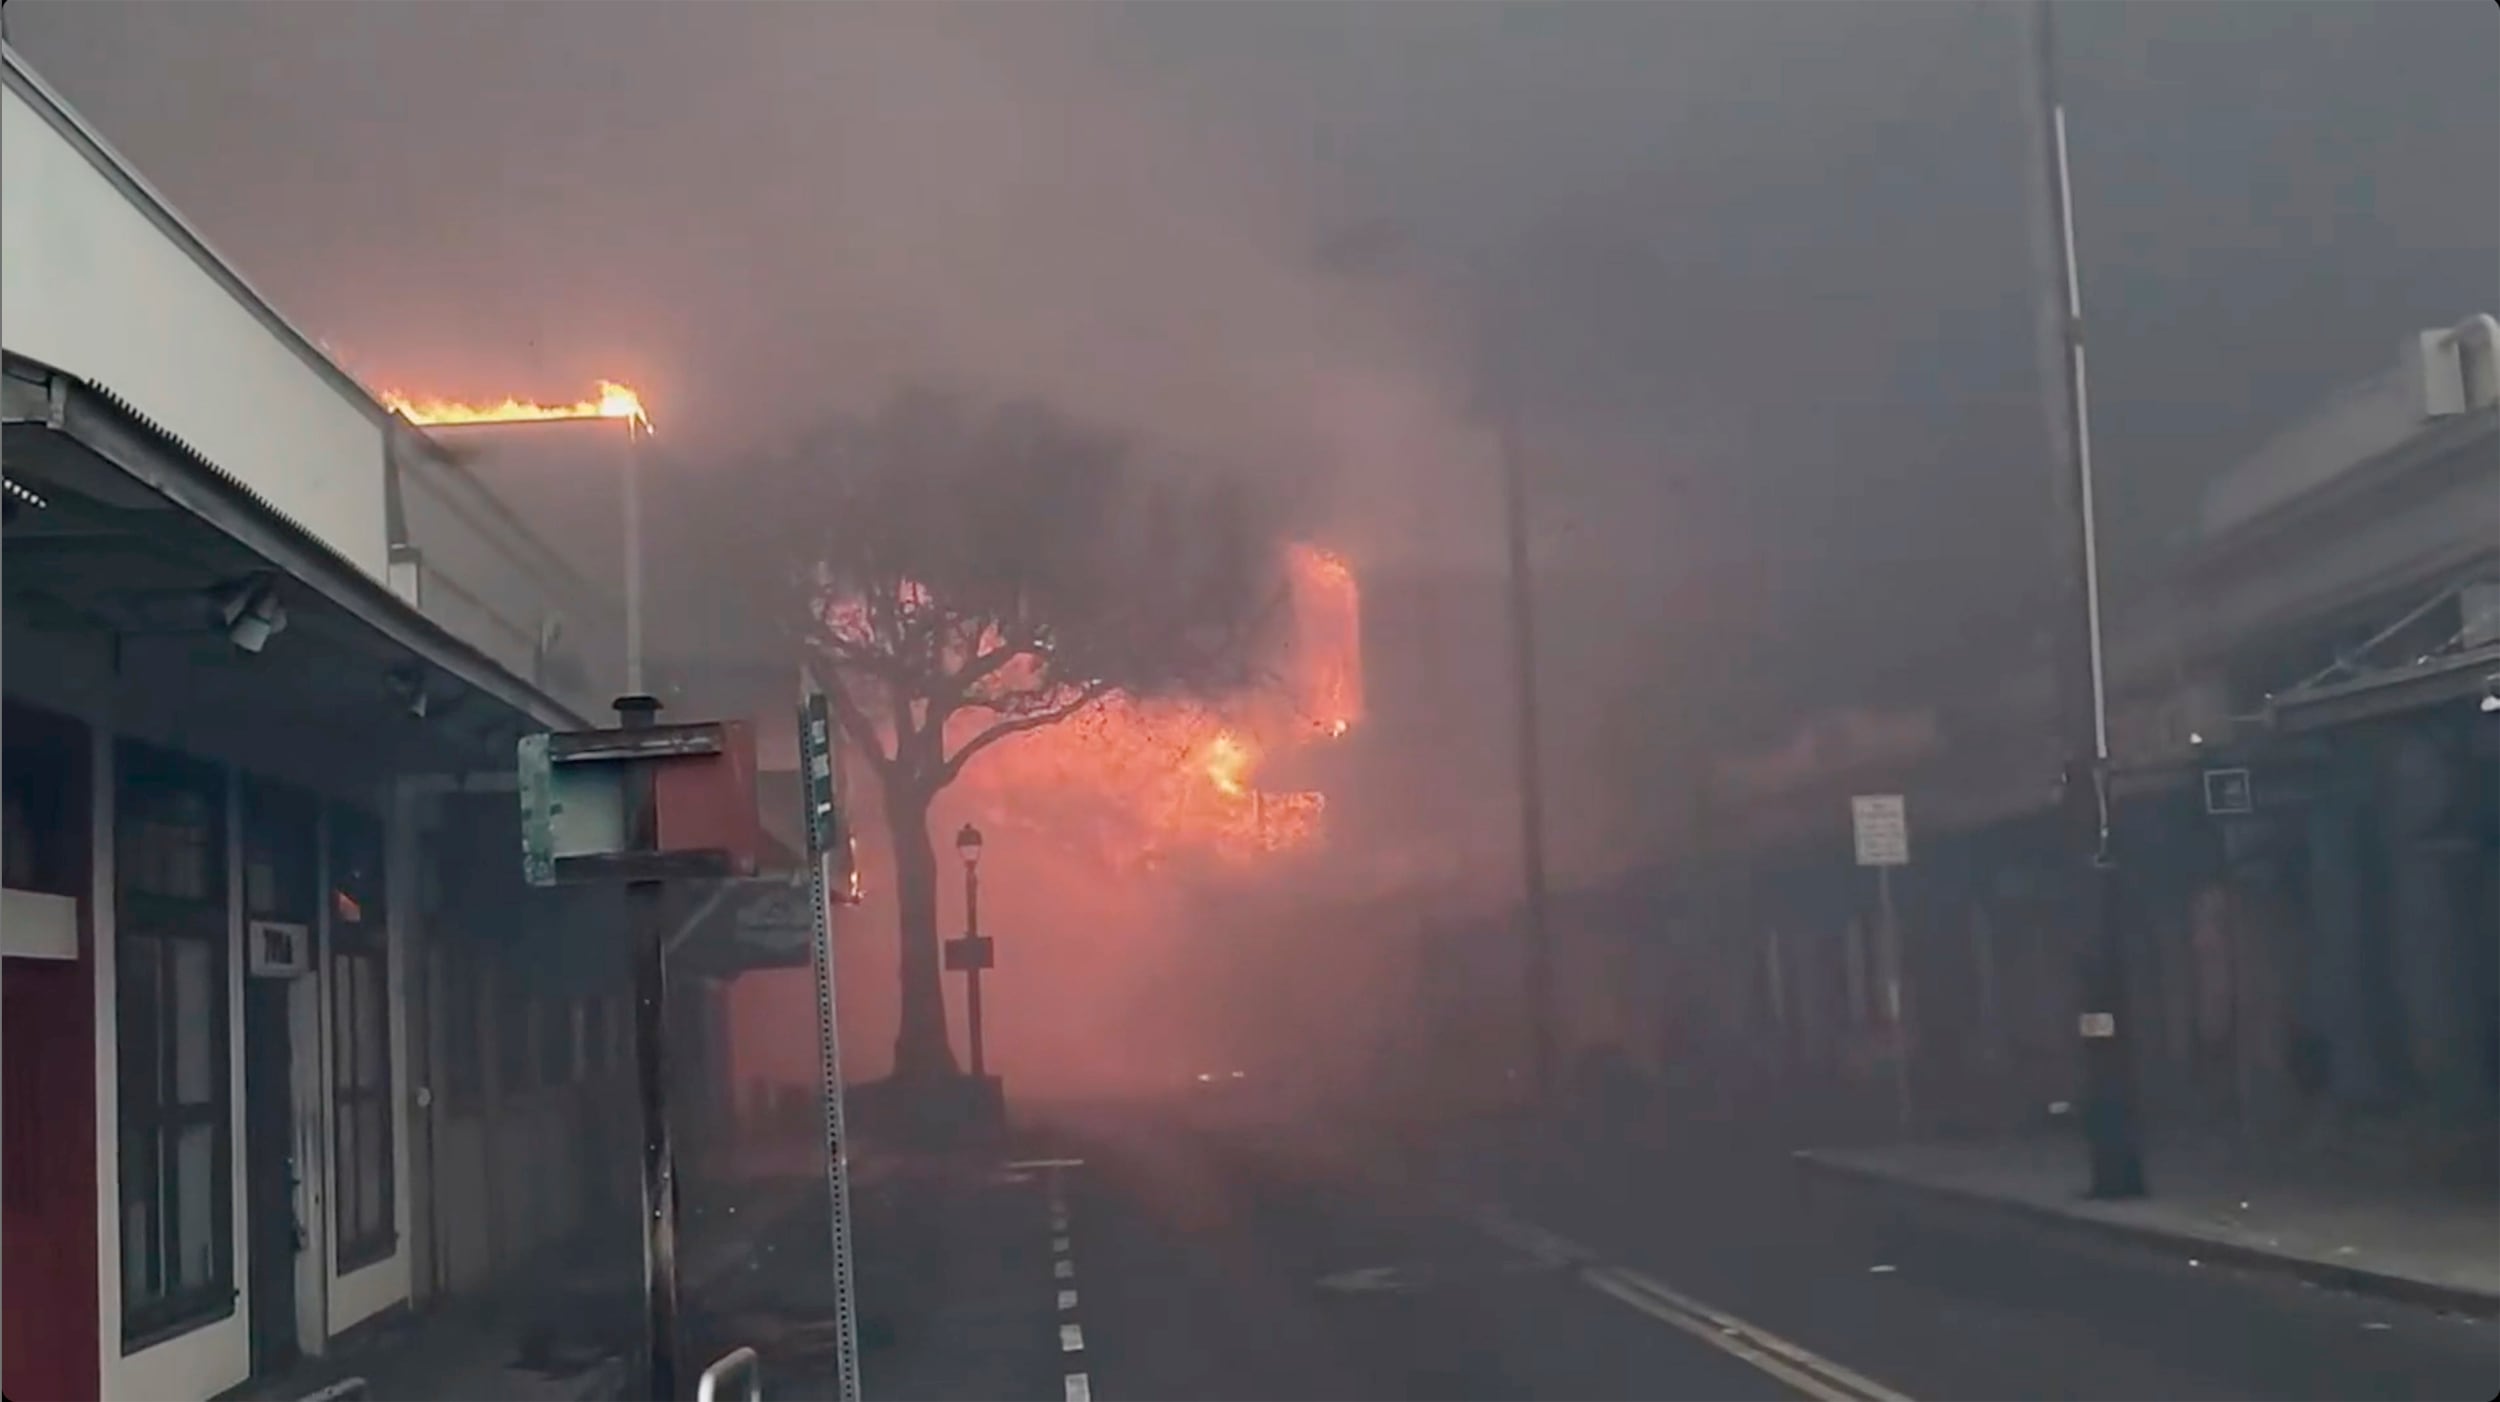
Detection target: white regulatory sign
<box><xmin>1851</xmin><ymin>794</ymin><xmax>1910</xmax><ymax>867</ymax></box>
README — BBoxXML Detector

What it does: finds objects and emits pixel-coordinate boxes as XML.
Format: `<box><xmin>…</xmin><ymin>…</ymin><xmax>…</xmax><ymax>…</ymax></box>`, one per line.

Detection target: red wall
<box><xmin>4</xmin><ymin>703</ymin><xmax>100</xmax><ymax>1402</ymax></box>
<box><xmin>3</xmin><ymin>954</ymin><xmax>101</xmax><ymax>1402</ymax></box>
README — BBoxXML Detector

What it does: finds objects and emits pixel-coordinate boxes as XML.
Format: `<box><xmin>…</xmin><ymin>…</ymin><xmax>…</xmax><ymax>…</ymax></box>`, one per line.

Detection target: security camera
<box><xmin>2480</xmin><ymin>672</ymin><xmax>2499</xmax><ymax>715</ymax></box>
<box><xmin>218</xmin><ymin>576</ymin><xmax>287</xmax><ymax>653</ymax></box>
<box><xmin>387</xmin><ymin>668</ymin><xmax>431</xmax><ymax>719</ymax></box>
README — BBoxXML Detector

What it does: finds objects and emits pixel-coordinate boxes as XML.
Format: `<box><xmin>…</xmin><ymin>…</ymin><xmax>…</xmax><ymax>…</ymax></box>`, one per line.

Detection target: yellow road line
<box><xmin>1470</xmin><ymin>1205</ymin><xmax>1914</xmax><ymax>1402</ymax></box>
<box><xmin>1598</xmin><ymin>1264</ymin><xmax>1916</xmax><ymax>1402</ymax></box>
<box><xmin>1584</xmin><ymin>1267</ymin><xmax>1872</xmax><ymax>1402</ymax></box>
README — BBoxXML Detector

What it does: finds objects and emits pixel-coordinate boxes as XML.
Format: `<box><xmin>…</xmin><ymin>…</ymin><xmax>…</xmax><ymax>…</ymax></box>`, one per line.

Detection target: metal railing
<box><xmin>696</xmin><ymin>1346</ymin><xmax>763</xmax><ymax>1402</ymax></box>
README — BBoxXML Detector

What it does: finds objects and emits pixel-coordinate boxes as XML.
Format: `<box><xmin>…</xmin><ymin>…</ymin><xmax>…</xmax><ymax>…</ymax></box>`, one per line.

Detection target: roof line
<box><xmin>16</xmin><ymin>355</ymin><xmax>589</xmax><ymax>733</ymax></box>
<box><xmin>2</xmin><ymin>42</ymin><xmax>413</xmax><ymax>439</ymax></box>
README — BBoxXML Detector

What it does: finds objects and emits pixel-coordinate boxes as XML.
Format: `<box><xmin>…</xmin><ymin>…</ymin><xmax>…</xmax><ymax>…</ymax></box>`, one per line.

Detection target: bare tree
<box><xmin>774</xmin><ymin>389</ymin><xmax>1287</xmax><ymax>1081</ymax></box>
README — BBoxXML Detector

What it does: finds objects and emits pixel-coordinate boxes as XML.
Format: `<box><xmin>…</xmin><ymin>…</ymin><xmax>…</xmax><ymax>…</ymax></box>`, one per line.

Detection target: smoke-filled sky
<box><xmin>10</xmin><ymin>0</ymin><xmax>2493</xmax><ymax>767</ymax></box>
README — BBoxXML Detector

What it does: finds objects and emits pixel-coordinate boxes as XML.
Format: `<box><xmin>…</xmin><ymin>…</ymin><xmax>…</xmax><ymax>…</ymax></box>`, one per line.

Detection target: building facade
<box><xmin>1</xmin><ymin>44</ymin><xmax>662</xmax><ymax>1401</ymax></box>
<box><xmin>1478</xmin><ymin>318</ymin><xmax>2500</xmax><ymax>1165</ymax></box>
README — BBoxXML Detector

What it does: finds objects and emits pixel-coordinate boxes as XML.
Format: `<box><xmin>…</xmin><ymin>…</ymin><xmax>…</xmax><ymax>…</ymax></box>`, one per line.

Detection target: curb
<box><xmin>1789</xmin><ymin>1149</ymin><xmax>2500</xmax><ymax>1319</ymax></box>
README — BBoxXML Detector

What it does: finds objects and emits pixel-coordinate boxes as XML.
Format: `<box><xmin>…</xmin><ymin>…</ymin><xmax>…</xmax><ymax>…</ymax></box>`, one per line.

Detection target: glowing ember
<box><xmin>380</xmin><ymin>379</ymin><xmax>653</xmax><ymax>432</ymax></box>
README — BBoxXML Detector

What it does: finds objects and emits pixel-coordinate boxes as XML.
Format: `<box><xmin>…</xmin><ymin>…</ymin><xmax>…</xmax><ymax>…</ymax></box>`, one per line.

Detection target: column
<box><xmin>2303</xmin><ymin>747</ymin><xmax>2390</xmax><ymax>1107</ymax></box>
<box><xmin>2379</xmin><ymin>729</ymin><xmax>2476</xmax><ymax>1117</ymax></box>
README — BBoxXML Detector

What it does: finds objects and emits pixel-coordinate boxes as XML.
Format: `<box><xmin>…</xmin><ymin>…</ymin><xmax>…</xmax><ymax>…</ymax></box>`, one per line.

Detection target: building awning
<box><xmin>4</xmin><ymin>357</ymin><xmax>586</xmax><ymax>769</ymax></box>
<box><xmin>2269</xmin><ymin>640</ymin><xmax>2500</xmax><ymax>734</ymax></box>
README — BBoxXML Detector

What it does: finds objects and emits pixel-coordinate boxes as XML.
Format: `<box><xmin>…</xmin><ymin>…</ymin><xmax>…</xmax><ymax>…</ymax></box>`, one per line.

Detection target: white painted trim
<box><xmin>95</xmin><ymin>746</ymin><xmax>253</xmax><ymax>1402</ymax></box>
<box><xmin>321</xmin><ymin>785</ymin><xmax>413</xmax><ymax>1334</ymax></box>
<box><xmin>291</xmin><ymin>969</ymin><xmax>329</xmax><ymax>1356</ymax></box>
<box><xmin>1</xmin><ymin>886</ymin><xmax>78</xmax><ymax>959</ymax></box>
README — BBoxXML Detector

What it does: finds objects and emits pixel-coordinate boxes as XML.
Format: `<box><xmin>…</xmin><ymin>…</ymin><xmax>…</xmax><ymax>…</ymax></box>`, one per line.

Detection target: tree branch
<box><xmin>941</xmin><ymin>681</ymin><xmax>1111</xmax><ymax>785</ymax></box>
<box><xmin>822</xmin><ymin>666</ymin><xmax>897</xmax><ymax>780</ymax></box>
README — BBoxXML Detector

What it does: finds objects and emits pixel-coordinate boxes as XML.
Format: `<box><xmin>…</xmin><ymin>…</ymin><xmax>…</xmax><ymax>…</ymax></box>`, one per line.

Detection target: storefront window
<box><xmin>115</xmin><ymin>740</ymin><xmax>233</xmax><ymax>1346</ymax></box>
<box><xmin>329</xmin><ymin>805</ymin><xmax>396</xmax><ymax>1273</ymax></box>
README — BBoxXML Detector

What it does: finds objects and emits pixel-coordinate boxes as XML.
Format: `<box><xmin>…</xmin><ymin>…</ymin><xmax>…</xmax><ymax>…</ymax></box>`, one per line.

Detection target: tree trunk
<box><xmin>884</xmin><ymin>780</ymin><xmax>959</xmax><ymax>1081</ymax></box>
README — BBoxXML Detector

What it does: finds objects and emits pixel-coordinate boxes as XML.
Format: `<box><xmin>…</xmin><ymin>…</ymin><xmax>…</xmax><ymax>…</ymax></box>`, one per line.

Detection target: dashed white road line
<box><xmin>1048</xmin><ymin>1162</ymin><xmax>1093</xmax><ymax>1402</ymax></box>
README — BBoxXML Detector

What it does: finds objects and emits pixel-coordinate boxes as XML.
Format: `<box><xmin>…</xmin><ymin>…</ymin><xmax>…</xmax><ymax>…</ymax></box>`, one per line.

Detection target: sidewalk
<box><xmin>683</xmin><ymin>1144</ymin><xmax>1059</xmax><ymax>1402</ymax></box>
<box><xmin>235</xmin><ymin>1175</ymin><xmax>815</xmax><ymax>1402</ymax></box>
<box><xmin>224</xmin><ymin>1306</ymin><xmax>631</xmax><ymax>1402</ymax></box>
<box><xmin>1792</xmin><ymin>1134</ymin><xmax>2500</xmax><ymax>1315</ymax></box>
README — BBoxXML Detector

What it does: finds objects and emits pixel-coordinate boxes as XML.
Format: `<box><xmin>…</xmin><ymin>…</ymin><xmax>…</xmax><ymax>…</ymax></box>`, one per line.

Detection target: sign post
<box><xmin>520</xmin><ymin>705</ymin><xmax>753</xmax><ymax>1401</ymax></box>
<box><xmin>1851</xmin><ymin>795</ymin><xmax>1914</xmax><ymax>1136</ymax></box>
<box><xmin>798</xmin><ymin>690</ymin><xmax>865</xmax><ymax>1402</ymax></box>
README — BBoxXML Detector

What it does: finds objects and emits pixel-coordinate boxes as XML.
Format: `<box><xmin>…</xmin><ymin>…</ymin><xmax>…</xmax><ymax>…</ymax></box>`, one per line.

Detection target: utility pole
<box><xmin>1498</xmin><ymin>385</ymin><xmax>1558</xmax><ymax>1108</ymax></box>
<box><xmin>623</xmin><ymin>419</ymin><xmax>649</xmax><ymax>695</ymax></box>
<box><xmin>2020</xmin><ymin>0</ymin><xmax>2147</xmax><ymax>1199</ymax></box>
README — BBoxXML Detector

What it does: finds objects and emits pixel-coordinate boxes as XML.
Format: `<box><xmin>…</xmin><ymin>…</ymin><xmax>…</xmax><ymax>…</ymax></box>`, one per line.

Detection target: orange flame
<box><xmin>1202</xmin><ymin>731</ymin><xmax>1253</xmax><ymax>797</ymax></box>
<box><xmin>380</xmin><ymin>379</ymin><xmax>653</xmax><ymax>432</ymax></box>
<box><xmin>1287</xmin><ymin>544</ymin><xmax>1362</xmax><ymax>738</ymax></box>
<box><xmin>950</xmin><ymin>542</ymin><xmax>1361</xmax><ymax>870</ymax></box>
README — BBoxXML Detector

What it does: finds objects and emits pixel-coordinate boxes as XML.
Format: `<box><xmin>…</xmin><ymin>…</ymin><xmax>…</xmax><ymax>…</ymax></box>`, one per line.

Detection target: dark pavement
<box><xmin>1445</xmin><ymin>1112</ymin><xmax>2499</xmax><ymax>1402</ymax></box>
<box><xmin>1048</xmin><ymin>1107</ymin><xmax>1796</xmax><ymax>1402</ymax></box>
<box><xmin>695</xmin><ymin>1096</ymin><xmax>2498</xmax><ymax>1400</ymax></box>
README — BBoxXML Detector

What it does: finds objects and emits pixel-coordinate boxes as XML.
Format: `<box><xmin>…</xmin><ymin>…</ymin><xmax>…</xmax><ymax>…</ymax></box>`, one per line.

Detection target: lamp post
<box><xmin>2021</xmin><ymin>0</ymin><xmax>2145</xmax><ymax>1197</ymax></box>
<box><xmin>952</xmin><ymin>822</ymin><xmax>990</xmax><ymax>1079</ymax></box>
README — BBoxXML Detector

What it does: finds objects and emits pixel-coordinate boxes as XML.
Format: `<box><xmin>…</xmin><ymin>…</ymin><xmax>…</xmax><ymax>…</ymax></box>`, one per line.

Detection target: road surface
<box><xmin>1001</xmin><ymin>1098</ymin><xmax>2495</xmax><ymax>1402</ymax></box>
<box><xmin>699</xmin><ymin>1095</ymin><xmax>2495</xmax><ymax>1400</ymax></box>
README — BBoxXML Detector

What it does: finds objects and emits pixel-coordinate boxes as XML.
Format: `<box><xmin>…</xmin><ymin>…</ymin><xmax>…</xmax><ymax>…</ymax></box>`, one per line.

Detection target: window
<box><xmin>115</xmin><ymin>741</ymin><xmax>233</xmax><ymax>1345</ymax></box>
<box><xmin>4</xmin><ymin>700</ymin><xmax>86</xmax><ymax>896</ymax></box>
<box><xmin>329</xmin><ymin>806</ymin><xmax>396</xmax><ymax>1273</ymax></box>
<box><xmin>243</xmin><ymin>785</ymin><xmax>316</xmax><ymax>924</ymax></box>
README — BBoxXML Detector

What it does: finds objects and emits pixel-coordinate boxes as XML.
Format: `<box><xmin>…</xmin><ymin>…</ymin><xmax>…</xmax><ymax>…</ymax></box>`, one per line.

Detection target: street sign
<box><xmin>1851</xmin><ymin>794</ymin><xmax>1910</xmax><ymax>867</ymax></box>
<box><xmin>517</xmin><ymin>720</ymin><xmax>755</xmax><ymax>886</ymax></box>
<box><xmin>516</xmin><ymin>703</ymin><xmax>756</xmax><ymax>1401</ymax></box>
<box><xmin>944</xmin><ymin>934</ymin><xmax>996</xmax><ymax>972</ymax></box>
<box><xmin>2201</xmin><ymin>767</ymin><xmax>2254</xmax><ymax>816</ymax></box>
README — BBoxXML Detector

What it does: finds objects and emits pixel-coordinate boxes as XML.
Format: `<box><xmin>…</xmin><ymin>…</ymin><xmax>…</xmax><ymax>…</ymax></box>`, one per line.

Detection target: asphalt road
<box><xmin>707</xmin><ymin>1095</ymin><xmax>2497</xmax><ymax>1401</ymax></box>
<box><xmin>1009</xmin><ymin>1097</ymin><xmax>2497</xmax><ymax>1402</ymax></box>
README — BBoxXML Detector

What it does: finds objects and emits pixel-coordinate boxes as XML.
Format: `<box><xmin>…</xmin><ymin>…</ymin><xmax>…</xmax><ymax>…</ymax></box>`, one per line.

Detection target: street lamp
<box><xmin>2022</xmin><ymin>0</ymin><xmax>2145</xmax><ymax>1198</ymax></box>
<box><xmin>949</xmin><ymin>823</ymin><xmax>993</xmax><ymax>1079</ymax></box>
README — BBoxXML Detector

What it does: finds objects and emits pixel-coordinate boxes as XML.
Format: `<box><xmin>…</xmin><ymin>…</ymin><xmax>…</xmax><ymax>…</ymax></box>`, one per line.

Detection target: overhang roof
<box><xmin>5</xmin><ymin>357</ymin><xmax>588</xmax><ymax>755</ymax></box>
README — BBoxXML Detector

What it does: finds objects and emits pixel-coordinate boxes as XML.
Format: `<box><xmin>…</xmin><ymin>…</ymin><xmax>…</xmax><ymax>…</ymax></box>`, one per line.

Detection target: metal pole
<box><xmin>964</xmin><ymin>861</ymin><xmax>986</xmax><ymax>1079</ymax></box>
<box><xmin>618</xmin><ymin>693</ymin><xmax>685</xmax><ymax>1397</ymax></box>
<box><xmin>624</xmin><ymin>421</ymin><xmax>647</xmax><ymax>696</ymax></box>
<box><xmin>798</xmin><ymin>688</ymin><xmax>864</xmax><ymax>1402</ymax></box>
<box><xmin>1498</xmin><ymin>384</ymin><xmax>1558</xmax><ymax>1109</ymax></box>
<box><xmin>2020</xmin><ymin>0</ymin><xmax>2146</xmax><ymax>1198</ymax></box>
<box><xmin>1877</xmin><ymin>865</ymin><xmax>1913</xmax><ymax>1137</ymax></box>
